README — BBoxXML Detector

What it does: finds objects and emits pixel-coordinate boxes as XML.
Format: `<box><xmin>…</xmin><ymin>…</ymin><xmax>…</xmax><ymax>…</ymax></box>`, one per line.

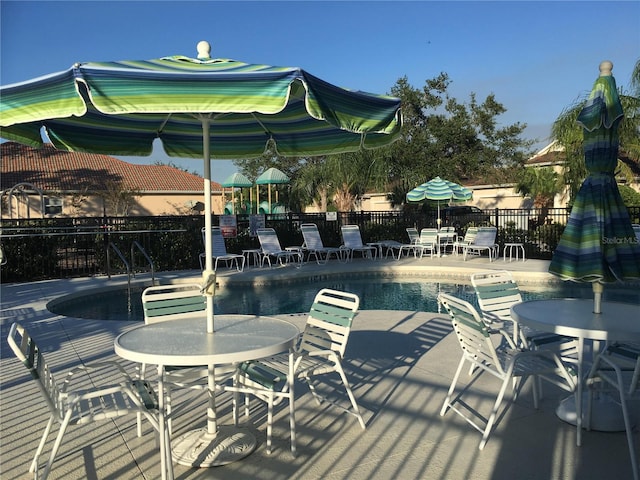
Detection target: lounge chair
<box><xmin>300</xmin><ymin>223</ymin><xmax>343</xmax><ymax>264</ymax></box>
<box><xmin>437</xmin><ymin>293</ymin><xmax>576</xmax><ymax>450</ymax></box>
<box><xmin>199</xmin><ymin>226</ymin><xmax>245</xmax><ymax>272</ymax></box>
<box><xmin>231</xmin><ymin>288</ymin><xmax>365</xmax><ymax>455</ymax></box>
<box><xmin>140</xmin><ymin>284</ymin><xmax>235</xmax><ymax>434</ymax></box>
<box><xmin>257</xmin><ymin>228</ymin><xmax>302</xmax><ymax>267</ymax></box>
<box><xmin>340</xmin><ymin>225</ymin><xmax>377</xmax><ymax>261</ymax></box>
<box><xmin>397</xmin><ymin>227</ymin><xmax>421</xmax><ymax>259</ymax></box>
<box><xmin>415</xmin><ymin>228</ymin><xmax>438</xmax><ymax>258</ymax></box>
<box><xmin>462</xmin><ymin>226</ymin><xmax>499</xmax><ymax>261</ymax></box>
<box><xmin>452</xmin><ymin>226</ymin><xmax>478</xmax><ymax>256</ymax></box>
<box><xmin>7</xmin><ymin>322</ymin><xmax>166</xmax><ymax>480</ymax></box>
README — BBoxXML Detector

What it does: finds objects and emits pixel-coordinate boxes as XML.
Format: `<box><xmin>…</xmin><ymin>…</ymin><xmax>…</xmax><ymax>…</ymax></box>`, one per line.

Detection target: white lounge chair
<box><xmin>437</xmin><ymin>293</ymin><xmax>576</xmax><ymax>450</ymax></box>
<box><xmin>452</xmin><ymin>226</ymin><xmax>477</xmax><ymax>256</ymax></box>
<box><xmin>462</xmin><ymin>226</ymin><xmax>499</xmax><ymax>261</ymax></box>
<box><xmin>7</xmin><ymin>322</ymin><xmax>166</xmax><ymax>480</ymax></box>
<box><xmin>340</xmin><ymin>225</ymin><xmax>377</xmax><ymax>261</ymax></box>
<box><xmin>300</xmin><ymin>223</ymin><xmax>343</xmax><ymax>264</ymax></box>
<box><xmin>199</xmin><ymin>226</ymin><xmax>245</xmax><ymax>272</ymax></box>
<box><xmin>397</xmin><ymin>227</ymin><xmax>420</xmax><ymax>258</ymax></box>
<box><xmin>257</xmin><ymin>228</ymin><xmax>302</xmax><ymax>267</ymax></box>
<box><xmin>415</xmin><ymin>228</ymin><xmax>438</xmax><ymax>258</ymax></box>
<box><xmin>231</xmin><ymin>288</ymin><xmax>365</xmax><ymax>455</ymax></box>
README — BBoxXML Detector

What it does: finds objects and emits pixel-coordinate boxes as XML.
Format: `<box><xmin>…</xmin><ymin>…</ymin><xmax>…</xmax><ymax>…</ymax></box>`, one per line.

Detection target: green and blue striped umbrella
<box><xmin>0</xmin><ymin>41</ymin><xmax>402</xmax><ymax>332</ymax></box>
<box><xmin>548</xmin><ymin>62</ymin><xmax>640</xmax><ymax>312</ymax></box>
<box><xmin>406</xmin><ymin>176</ymin><xmax>473</xmax><ymax>226</ymax></box>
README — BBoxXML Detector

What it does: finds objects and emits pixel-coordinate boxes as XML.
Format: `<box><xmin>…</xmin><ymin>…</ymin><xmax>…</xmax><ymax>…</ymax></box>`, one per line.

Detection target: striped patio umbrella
<box><xmin>406</xmin><ymin>176</ymin><xmax>473</xmax><ymax>227</ymax></box>
<box><xmin>548</xmin><ymin>61</ymin><xmax>640</xmax><ymax>313</ymax></box>
<box><xmin>0</xmin><ymin>40</ymin><xmax>401</xmax><ymax>464</ymax></box>
<box><xmin>256</xmin><ymin>167</ymin><xmax>289</xmax><ymax>213</ymax></box>
<box><xmin>221</xmin><ymin>172</ymin><xmax>253</xmax><ymax>214</ymax></box>
<box><xmin>0</xmin><ymin>40</ymin><xmax>402</xmax><ymax>332</ymax></box>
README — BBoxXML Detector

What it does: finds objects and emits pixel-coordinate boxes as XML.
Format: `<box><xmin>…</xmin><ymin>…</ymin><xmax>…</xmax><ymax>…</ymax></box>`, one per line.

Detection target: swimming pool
<box><xmin>46</xmin><ymin>277</ymin><xmax>640</xmax><ymax>322</ymax></box>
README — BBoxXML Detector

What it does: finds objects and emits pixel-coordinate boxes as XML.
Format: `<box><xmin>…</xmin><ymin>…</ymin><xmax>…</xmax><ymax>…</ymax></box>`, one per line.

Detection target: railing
<box><xmin>106</xmin><ymin>242</ymin><xmax>131</xmax><ymax>290</ymax></box>
<box><xmin>131</xmin><ymin>240</ymin><xmax>155</xmax><ymax>285</ymax></box>
<box><xmin>1</xmin><ymin>206</ymin><xmax>639</xmax><ymax>283</ymax></box>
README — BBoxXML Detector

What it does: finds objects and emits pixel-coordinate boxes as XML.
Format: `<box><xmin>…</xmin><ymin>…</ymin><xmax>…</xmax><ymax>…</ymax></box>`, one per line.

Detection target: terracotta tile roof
<box><xmin>1</xmin><ymin>142</ymin><xmax>219</xmax><ymax>192</ymax></box>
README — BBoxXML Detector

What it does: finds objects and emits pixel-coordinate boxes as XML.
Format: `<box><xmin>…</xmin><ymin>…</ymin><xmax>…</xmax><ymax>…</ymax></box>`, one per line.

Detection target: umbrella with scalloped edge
<box><xmin>406</xmin><ymin>176</ymin><xmax>473</xmax><ymax>227</ymax></box>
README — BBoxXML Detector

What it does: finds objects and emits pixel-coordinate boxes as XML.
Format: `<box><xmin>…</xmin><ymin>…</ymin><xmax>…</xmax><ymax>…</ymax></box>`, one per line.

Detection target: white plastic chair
<box><xmin>231</xmin><ymin>288</ymin><xmax>366</xmax><ymax>455</ymax></box>
<box><xmin>7</xmin><ymin>322</ymin><xmax>167</xmax><ymax>480</ymax></box>
<box><xmin>416</xmin><ymin>228</ymin><xmax>438</xmax><ymax>258</ymax></box>
<box><xmin>300</xmin><ymin>223</ymin><xmax>343</xmax><ymax>264</ymax></box>
<box><xmin>340</xmin><ymin>225</ymin><xmax>377</xmax><ymax>261</ymax></box>
<box><xmin>462</xmin><ymin>226</ymin><xmax>499</xmax><ymax>261</ymax></box>
<box><xmin>452</xmin><ymin>226</ymin><xmax>478</xmax><ymax>256</ymax></box>
<box><xmin>397</xmin><ymin>227</ymin><xmax>421</xmax><ymax>258</ymax></box>
<box><xmin>470</xmin><ymin>270</ymin><xmax>578</xmax><ymax>360</ymax></box>
<box><xmin>257</xmin><ymin>228</ymin><xmax>302</xmax><ymax>267</ymax></box>
<box><xmin>140</xmin><ymin>284</ymin><xmax>234</xmax><ymax>434</ymax></box>
<box><xmin>199</xmin><ymin>226</ymin><xmax>245</xmax><ymax>271</ymax></box>
<box><xmin>586</xmin><ymin>342</ymin><xmax>640</xmax><ymax>480</ymax></box>
<box><xmin>437</xmin><ymin>293</ymin><xmax>576</xmax><ymax>450</ymax></box>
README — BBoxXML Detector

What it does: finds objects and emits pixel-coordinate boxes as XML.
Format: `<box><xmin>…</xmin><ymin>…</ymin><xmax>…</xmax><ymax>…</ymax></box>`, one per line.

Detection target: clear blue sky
<box><xmin>2</xmin><ymin>1</ymin><xmax>639</xmax><ymax>183</ymax></box>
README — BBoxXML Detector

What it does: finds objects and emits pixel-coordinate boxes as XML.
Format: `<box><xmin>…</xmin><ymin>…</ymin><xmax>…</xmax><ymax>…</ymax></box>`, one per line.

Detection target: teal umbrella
<box><xmin>406</xmin><ymin>176</ymin><xmax>473</xmax><ymax>227</ymax></box>
<box><xmin>256</xmin><ymin>167</ymin><xmax>289</xmax><ymax>213</ymax></box>
<box><xmin>221</xmin><ymin>172</ymin><xmax>253</xmax><ymax>214</ymax></box>
<box><xmin>0</xmin><ymin>40</ymin><xmax>402</xmax><ymax>331</ymax></box>
<box><xmin>0</xmin><ymin>40</ymin><xmax>402</xmax><ymax>463</ymax></box>
<box><xmin>549</xmin><ymin>61</ymin><xmax>640</xmax><ymax>313</ymax></box>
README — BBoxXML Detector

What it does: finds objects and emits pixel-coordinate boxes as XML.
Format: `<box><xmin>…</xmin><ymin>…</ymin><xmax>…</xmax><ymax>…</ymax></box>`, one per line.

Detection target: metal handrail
<box><xmin>106</xmin><ymin>242</ymin><xmax>131</xmax><ymax>291</ymax></box>
<box><xmin>131</xmin><ymin>240</ymin><xmax>155</xmax><ymax>285</ymax></box>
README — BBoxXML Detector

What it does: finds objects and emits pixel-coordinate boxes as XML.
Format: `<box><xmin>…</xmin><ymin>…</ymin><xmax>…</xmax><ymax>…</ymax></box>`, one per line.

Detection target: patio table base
<box><xmin>172</xmin><ymin>425</ymin><xmax>257</xmax><ymax>467</ymax></box>
<box><xmin>556</xmin><ymin>393</ymin><xmax>627</xmax><ymax>432</ymax></box>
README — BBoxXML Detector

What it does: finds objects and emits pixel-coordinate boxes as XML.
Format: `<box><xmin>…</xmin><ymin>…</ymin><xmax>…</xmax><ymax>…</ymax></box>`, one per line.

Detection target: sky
<box><xmin>1</xmin><ymin>0</ymin><xmax>639</xmax><ymax>184</ymax></box>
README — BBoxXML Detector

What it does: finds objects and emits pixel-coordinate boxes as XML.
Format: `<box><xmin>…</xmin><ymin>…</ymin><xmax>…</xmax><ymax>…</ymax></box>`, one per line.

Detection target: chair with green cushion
<box><xmin>140</xmin><ymin>283</ymin><xmax>235</xmax><ymax>434</ymax></box>
<box><xmin>7</xmin><ymin>322</ymin><xmax>165</xmax><ymax>480</ymax></box>
<box><xmin>437</xmin><ymin>293</ymin><xmax>576</xmax><ymax>450</ymax></box>
<box><xmin>231</xmin><ymin>288</ymin><xmax>365</xmax><ymax>455</ymax></box>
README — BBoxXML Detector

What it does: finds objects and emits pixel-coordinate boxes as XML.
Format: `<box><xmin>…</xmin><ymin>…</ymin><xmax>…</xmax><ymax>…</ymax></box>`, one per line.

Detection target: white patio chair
<box><xmin>452</xmin><ymin>226</ymin><xmax>478</xmax><ymax>256</ymax></box>
<box><xmin>257</xmin><ymin>227</ymin><xmax>302</xmax><ymax>267</ymax></box>
<box><xmin>437</xmin><ymin>293</ymin><xmax>576</xmax><ymax>450</ymax></box>
<box><xmin>199</xmin><ymin>226</ymin><xmax>245</xmax><ymax>272</ymax></box>
<box><xmin>415</xmin><ymin>228</ymin><xmax>438</xmax><ymax>258</ymax></box>
<box><xmin>231</xmin><ymin>288</ymin><xmax>366</xmax><ymax>455</ymax></box>
<box><xmin>7</xmin><ymin>322</ymin><xmax>167</xmax><ymax>480</ymax></box>
<box><xmin>140</xmin><ymin>284</ymin><xmax>235</xmax><ymax>434</ymax></box>
<box><xmin>340</xmin><ymin>225</ymin><xmax>377</xmax><ymax>261</ymax></box>
<box><xmin>462</xmin><ymin>226</ymin><xmax>499</xmax><ymax>261</ymax></box>
<box><xmin>470</xmin><ymin>270</ymin><xmax>578</xmax><ymax>361</ymax></box>
<box><xmin>300</xmin><ymin>223</ymin><xmax>343</xmax><ymax>264</ymax></box>
<box><xmin>586</xmin><ymin>342</ymin><xmax>640</xmax><ymax>480</ymax></box>
<box><xmin>397</xmin><ymin>227</ymin><xmax>421</xmax><ymax>258</ymax></box>
<box><xmin>438</xmin><ymin>226</ymin><xmax>457</xmax><ymax>254</ymax></box>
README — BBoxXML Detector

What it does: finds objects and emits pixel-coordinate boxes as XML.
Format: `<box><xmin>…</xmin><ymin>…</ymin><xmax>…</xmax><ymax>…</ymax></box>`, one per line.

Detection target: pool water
<box><xmin>47</xmin><ymin>278</ymin><xmax>640</xmax><ymax>322</ymax></box>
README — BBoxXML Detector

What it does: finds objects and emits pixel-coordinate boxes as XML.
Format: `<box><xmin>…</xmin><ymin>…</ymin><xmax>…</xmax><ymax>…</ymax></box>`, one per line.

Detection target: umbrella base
<box><xmin>556</xmin><ymin>392</ymin><xmax>628</xmax><ymax>432</ymax></box>
<box><xmin>172</xmin><ymin>426</ymin><xmax>257</xmax><ymax>467</ymax></box>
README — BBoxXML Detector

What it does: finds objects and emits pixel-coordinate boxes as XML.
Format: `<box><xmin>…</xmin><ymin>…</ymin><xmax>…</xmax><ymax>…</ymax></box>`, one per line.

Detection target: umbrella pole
<box><xmin>592</xmin><ymin>281</ymin><xmax>603</xmax><ymax>314</ymax></box>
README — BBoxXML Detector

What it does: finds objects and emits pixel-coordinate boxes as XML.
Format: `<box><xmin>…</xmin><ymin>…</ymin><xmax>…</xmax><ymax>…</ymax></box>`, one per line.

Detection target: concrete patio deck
<box><xmin>1</xmin><ymin>254</ymin><xmax>638</xmax><ymax>479</ymax></box>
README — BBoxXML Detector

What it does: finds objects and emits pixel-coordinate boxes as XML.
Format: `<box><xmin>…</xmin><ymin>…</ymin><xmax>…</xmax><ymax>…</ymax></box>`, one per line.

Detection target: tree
<box><xmin>514</xmin><ymin>167</ymin><xmax>563</xmax><ymax>226</ymax></box>
<box><xmin>552</xmin><ymin>59</ymin><xmax>640</xmax><ymax>201</ymax></box>
<box><xmin>152</xmin><ymin>160</ymin><xmax>201</xmax><ymax>177</ymax></box>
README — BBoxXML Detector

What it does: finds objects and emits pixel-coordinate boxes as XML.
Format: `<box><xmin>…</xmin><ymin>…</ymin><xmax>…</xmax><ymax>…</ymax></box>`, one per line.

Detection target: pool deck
<box><xmin>1</xmin><ymin>254</ymin><xmax>638</xmax><ymax>479</ymax></box>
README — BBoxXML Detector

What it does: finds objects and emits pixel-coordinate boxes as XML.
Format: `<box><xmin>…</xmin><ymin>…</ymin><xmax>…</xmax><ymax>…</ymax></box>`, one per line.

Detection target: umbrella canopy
<box><xmin>0</xmin><ymin>40</ymin><xmax>402</xmax><ymax>331</ymax></box>
<box><xmin>548</xmin><ymin>61</ymin><xmax>640</xmax><ymax>313</ymax></box>
<box><xmin>406</xmin><ymin>176</ymin><xmax>473</xmax><ymax>226</ymax></box>
<box><xmin>256</xmin><ymin>167</ymin><xmax>289</xmax><ymax>212</ymax></box>
<box><xmin>221</xmin><ymin>172</ymin><xmax>253</xmax><ymax>214</ymax></box>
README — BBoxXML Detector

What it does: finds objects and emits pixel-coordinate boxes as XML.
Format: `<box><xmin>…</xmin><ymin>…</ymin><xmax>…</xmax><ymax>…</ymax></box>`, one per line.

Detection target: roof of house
<box><xmin>1</xmin><ymin>142</ymin><xmax>220</xmax><ymax>192</ymax></box>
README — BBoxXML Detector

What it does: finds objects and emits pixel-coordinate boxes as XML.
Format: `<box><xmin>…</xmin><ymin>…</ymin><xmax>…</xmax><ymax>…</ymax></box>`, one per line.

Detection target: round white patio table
<box><xmin>115</xmin><ymin>314</ymin><xmax>299</xmax><ymax>473</ymax></box>
<box><xmin>510</xmin><ymin>299</ymin><xmax>640</xmax><ymax>447</ymax></box>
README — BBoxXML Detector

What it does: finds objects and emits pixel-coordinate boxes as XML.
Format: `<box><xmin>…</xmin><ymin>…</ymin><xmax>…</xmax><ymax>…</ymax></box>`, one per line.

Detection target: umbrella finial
<box><xmin>599</xmin><ymin>60</ymin><xmax>613</xmax><ymax>77</ymax></box>
<box><xmin>197</xmin><ymin>41</ymin><xmax>211</xmax><ymax>60</ymax></box>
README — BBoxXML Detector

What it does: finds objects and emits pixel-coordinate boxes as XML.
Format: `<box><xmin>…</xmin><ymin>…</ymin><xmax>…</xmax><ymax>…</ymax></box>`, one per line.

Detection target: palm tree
<box><xmin>515</xmin><ymin>167</ymin><xmax>563</xmax><ymax>226</ymax></box>
<box><xmin>552</xmin><ymin>59</ymin><xmax>640</xmax><ymax>201</ymax></box>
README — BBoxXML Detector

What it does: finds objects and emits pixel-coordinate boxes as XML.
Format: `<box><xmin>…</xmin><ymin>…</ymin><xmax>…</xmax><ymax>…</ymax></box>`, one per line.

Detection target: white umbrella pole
<box><xmin>593</xmin><ymin>281</ymin><xmax>603</xmax><ymax>314</ymax></box>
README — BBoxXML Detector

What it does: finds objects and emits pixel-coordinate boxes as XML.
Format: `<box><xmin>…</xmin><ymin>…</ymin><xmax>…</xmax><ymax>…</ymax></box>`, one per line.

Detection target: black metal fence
<box><xmin>2</xmin><ymin>206</ymin><xmax>639</xmax><ymax>283</ymax></box>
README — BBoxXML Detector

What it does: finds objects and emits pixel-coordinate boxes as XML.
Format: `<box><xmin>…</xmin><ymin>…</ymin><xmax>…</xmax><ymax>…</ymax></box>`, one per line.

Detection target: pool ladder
<box><xmin>106</xmin><ymin>241</ymin><xmax>155</xmax><ymax>287</ymax></box>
